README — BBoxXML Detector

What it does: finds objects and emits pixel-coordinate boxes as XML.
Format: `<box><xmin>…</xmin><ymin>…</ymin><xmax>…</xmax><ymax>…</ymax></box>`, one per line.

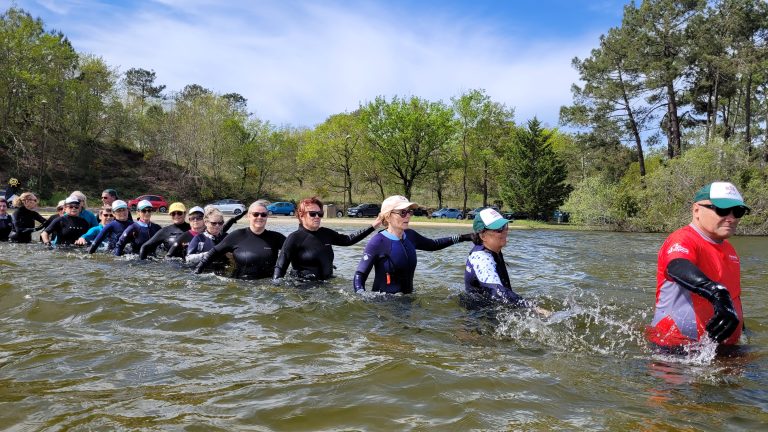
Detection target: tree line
<box><xmin>2</xmin><ymin>2</ymin><xmax>767</xmax><ymax>232</ymax></box>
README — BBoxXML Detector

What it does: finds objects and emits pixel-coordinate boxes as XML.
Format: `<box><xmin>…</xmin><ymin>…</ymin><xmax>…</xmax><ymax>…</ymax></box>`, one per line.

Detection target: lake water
<box><xmin>1</xmin><ymin>222</ymin><xmax>766</xmax><ymax>431</ymax></box>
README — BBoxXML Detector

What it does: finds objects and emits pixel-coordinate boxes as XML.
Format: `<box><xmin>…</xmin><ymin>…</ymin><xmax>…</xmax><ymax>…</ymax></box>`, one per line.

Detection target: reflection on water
<box><xmin>1</xmin><ymin>225</ymin><xmax>767</xmax><ymax>430</ymax></box>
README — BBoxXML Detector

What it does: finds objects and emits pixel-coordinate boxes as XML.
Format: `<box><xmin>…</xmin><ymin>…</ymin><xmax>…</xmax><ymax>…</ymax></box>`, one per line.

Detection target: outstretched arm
<box><xmin>666</xmin><ymin>258</ymin><xmax>740</xmax><ymax>342</ymax></box>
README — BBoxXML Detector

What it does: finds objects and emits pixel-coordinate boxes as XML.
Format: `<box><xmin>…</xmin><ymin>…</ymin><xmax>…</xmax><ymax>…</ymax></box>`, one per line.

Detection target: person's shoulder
<box><xmin>265</xmin><ymin>229</ymin><xmax>286</xmax><ymax>240</ymax></box>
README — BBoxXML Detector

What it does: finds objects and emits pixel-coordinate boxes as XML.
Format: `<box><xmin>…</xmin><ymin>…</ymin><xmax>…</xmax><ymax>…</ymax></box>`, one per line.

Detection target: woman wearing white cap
<box><xmin>40</xmin><ymin>196</ymin><xmax>90</xmax><ymax>246</ymax></box>
<box><xmin>463</xmin><ymin>208</ymin><xmax>538</xmax><ymax>309</ymax></box>
<box><xmin>114</xmin><ymin>200</ymin><xmax>162</xmax><ymax>256</ymax></box>
<box><xmin>353</xmin><ymin>195</ymin><xmax>473</xmax><ymax>294</ymax></box>
<box><xmin>88</xmin><ymin>200</ymin><xmax>134</xmax><ymax>253</ymax></box>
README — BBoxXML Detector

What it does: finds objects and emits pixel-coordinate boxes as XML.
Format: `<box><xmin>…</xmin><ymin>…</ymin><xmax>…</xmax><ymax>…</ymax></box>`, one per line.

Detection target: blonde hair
<box><xmin>71</xmin><ymin>191</ymin><xmax>87</xmax><ymax>207</ymax></box>
<box><xmin>14</xmin><ymin>192</ymin><xmax>36</xmax><ymax>208</ymax></box>
<box><xmin>204</xmin><ymin>207</ymin><xmax>224</xmax><ymax>222</ymax></box>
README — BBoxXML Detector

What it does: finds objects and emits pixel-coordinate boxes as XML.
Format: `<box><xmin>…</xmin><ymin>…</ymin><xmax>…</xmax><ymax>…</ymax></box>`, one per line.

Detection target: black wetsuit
<box><xmin>0</xmin><ymin>214</ymin><xmax>12</xmax><ymax>241</ymax></box>
<box><xmin>195</xmin><ymin>228</ymin><xmax>285</xmax><ymax>279</ymax></box>
<box><xmin>115</xmin><ymin>221</ymin><xmax>162</xmax><ymax>256</ymax></box>
<box><xmin>9</xmin><ymin>206</ymin><xmax>46</xmax><ymax>243</ymax></box>
<box><xmin>166</xmin><ymin>230</ymin><xmax>200</xmax><ymax>259</ymax></box>
<box><xmin>274</xmin><ymin>225</ymin><xmax>375</xmax><ymax>280</ymax></box>
<box><xmin>139</xmin><ymin>222</ymin><xmax>191</xmax><ymax>259</ymax></box>
<box><xmin>43</xmin><ymin>215</ymin><xmax>90</xmax><ymax>245</ymax></box>
<box><xmin>88</xmin><ymin>219</ymin><xmax>134</xmax><ymax>253</ymax></box>
<box><xmin>165</xmin><ymin>213</ymin><xmax>243</xmax><ymax>260</ymax></box>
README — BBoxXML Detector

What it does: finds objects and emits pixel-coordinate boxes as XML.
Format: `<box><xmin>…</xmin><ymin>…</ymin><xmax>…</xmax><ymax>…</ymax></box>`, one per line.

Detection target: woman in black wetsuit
<box><xmin>273</xmin><ymin>196</ymin><xmax>382</xmax><ymax>281</ymax></box>
<box><xmin>195</xmin><ymin>200</ymin><xmax>285</xmax><ymax>279</ymax></box>
<box><xmin>9</xmin><ymin>192</ymin><xmax>46</xmax><ymax>243</ymax></box>
<box><xmin>40</xmin><ymin>196</ymin><xmax>91</xmax><ymax>246</ymax></box>
<box><xmin>0</xmin><ymin>197</ymin><xmax>12</xmax><ymax>241</ymax></box>
<box><xmin>139</xmin><ymin>202</ymin><xmax>191</xmax><ymax>259</ymax></box>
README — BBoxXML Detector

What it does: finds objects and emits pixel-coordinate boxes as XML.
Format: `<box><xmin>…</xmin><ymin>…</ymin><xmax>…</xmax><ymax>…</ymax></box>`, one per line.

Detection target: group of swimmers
<box><xmin>0</xmin><ymin>190</ymin><xmax>530</xmax><ymax>306</ymax></box>
<box><xmin>0</xmin><ymin>181</ymin><xmax>752</xmax><ymax>352</ymax></box>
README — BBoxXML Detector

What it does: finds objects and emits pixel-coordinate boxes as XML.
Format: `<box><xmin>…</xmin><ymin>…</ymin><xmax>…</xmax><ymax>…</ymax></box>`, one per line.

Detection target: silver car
<box><xmin>208</xmin><ymin>199</ymin><xmax>246</xmax><ymax>215</ymax></box>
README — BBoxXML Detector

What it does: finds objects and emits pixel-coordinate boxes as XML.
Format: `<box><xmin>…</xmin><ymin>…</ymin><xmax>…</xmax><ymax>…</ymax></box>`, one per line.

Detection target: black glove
<box><xmin>666</xmin><ymin>259</ymin><xmax>742</xmax><ymax>343</ymax></box>
<box><xmin>458</xmin><ymin>233</ymin><xmax>475</xmax><ymax>242</ymax></box>
<box><xmin>705</xmin><ymin>287</ymin><xmax>740</xmax><ymax>343</ymax></box>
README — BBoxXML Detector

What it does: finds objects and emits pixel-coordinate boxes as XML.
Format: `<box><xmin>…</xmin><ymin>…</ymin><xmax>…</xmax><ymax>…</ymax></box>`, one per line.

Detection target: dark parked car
<box><xmin>347</xmin><ymin>203</ymin><xmax>380</xmax><ymax>218</ymax></box>
<box><xmin>412</xmin><ymin>206</ymin><xmax>429</xmax><ymax>217</ymax></box>
<box><xmin>501</xmin><ymin>210</ymin><xmax>528</xmax><ymax>220</ymax></box>
<box><xmin>466</xmin><ymin>206</ymin><xmax>499</xmax><ymax>219</ymax></box>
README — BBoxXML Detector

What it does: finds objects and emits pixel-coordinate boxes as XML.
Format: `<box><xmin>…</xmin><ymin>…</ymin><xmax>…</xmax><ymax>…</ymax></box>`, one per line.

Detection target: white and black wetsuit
<box><xmin>138</xmin><ymin>222</ymin><xmax>191</xmax><ymax>259</ymax></box>
<box><xmin>9</xmin><ymin>206</ymin><xmax>46</xmax><ymax>243</ymax></box>
<box><xmin>43</xmin><ymin>215</ymin><xmax>90</xmax><ymax>245</ymax></box>
<box><xmin>463</xmin><ymin>243</ymin><xmax>530</xmax><ymax>308</ymax></box>
<box><xmin>195</xmin><ymin>228</ymin><xmax>285</xmax><ymax>279</ymax></box>
<box><xmin>273</xmin><ymin>225</ymin><xmax>375</xmax><ymax>280</ymax></box>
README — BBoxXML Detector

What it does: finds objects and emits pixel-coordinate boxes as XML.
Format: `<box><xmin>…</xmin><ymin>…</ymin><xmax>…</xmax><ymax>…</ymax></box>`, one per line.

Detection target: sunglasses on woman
<box><xmin>697</xmin><ymin>204</ymin><xmax>749</xmax><ymax>218</ymax></box>
<box><xmin>305</xmin><ymin>211</ymin><xmax>324</xmax><ymax>218</ymax></box>
<box><xmin>251</xmin><ymin>212</ymin><xmax>269</xmax><ymax>218</ymax></box>
<box><xmin>140</xmin><ymin>208</ymin><xmax>154</xmax><ymax>213</ymax></box>
<box><xmin>207</xmin><ymin>221</ymin><xmax>224</xmax><ymax>226</ymax></box>
<box><xmin>392</xmin><ymin>209</ymin><xmax>414</xmax><ymax>217</ymax></box>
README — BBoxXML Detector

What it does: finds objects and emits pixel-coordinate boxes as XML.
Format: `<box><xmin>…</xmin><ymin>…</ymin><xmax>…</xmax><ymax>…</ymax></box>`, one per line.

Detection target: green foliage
<box><xmin>360</xmin><ymin>95</ymin><xmax>457</xmax><ymax>199</ymax></box>
<box><xmin>499</xmin><ymin>119</ymin><xmax>572</xmax><ymax>219</ymax></box>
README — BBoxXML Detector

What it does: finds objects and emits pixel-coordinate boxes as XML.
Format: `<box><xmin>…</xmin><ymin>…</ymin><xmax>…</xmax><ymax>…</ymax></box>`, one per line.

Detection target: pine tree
<box><xmin>500</xmin><ymin>118</ymin><xmax>572</xmax><ymax>220</ymax></box>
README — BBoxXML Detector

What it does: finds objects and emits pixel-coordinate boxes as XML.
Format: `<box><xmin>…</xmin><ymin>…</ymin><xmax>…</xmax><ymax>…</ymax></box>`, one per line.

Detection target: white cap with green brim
<box><xmin>694</xmin><ymin>181</ymin><xmax>750</xmax><ymax>209</ymax></box>
<box><xmin>473</xmin><ymin>208</ymin><xmax>510</xmax><ymax>232</ymax></box>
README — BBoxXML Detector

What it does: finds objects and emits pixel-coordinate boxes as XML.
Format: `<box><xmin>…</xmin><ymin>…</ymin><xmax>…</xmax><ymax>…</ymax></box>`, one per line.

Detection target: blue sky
<box><xmin>11</xmin><ymin>0</ymin><xmax>628</xmax><ymax>128</ymax></box>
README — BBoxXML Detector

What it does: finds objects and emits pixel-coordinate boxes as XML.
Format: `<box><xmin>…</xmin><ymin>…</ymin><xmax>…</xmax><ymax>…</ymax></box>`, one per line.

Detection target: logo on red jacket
<box><xmin>666</xmin><ymin>243</ymin><xmax>689</xmax><ymax>255</ymax></box>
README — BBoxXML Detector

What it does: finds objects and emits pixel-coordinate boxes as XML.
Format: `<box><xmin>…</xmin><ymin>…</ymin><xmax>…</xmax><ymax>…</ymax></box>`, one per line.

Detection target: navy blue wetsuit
<box><xmin>353</xmin><ymin>229</ymin><xmax>467</xmax><ymax>294</ymax></box>
<box><xmin>274</xmin><ymin>225</ymin><xmax>375</xmax><ymax>280</ymax></box>
<box><xmin>139</xmin><ymin>222</ymin><xmax>191</xmax><ymax>259</ymax></box>
<box><xmin>166</xmin><ymin>213</ymin><xmax>242</xmax><ymax>260</ymax></box>
<box><xmin>195</xmin><ymin>228</ymin><xmax>285</xmax><ymax>279</ymax></box>
<box><xmin>43</xmin><ymin>215</ymin><xmax>90</xmax><ymax>245</ymax></box>
<box><xmin>0</xmin><ymin>214</ymin><xmax>12</xmax><ymax>241</ymax></box>
<box><xmin>88</xmin><ymin>219</ymin><xmax>133</xmax><ymax>253</ymax></box>
<box><xmin>186</xmin><ymin>231</ymin><xmax>229</xmax><ymax>271</ymax></box>
<box><xmin>463</xmin><ymin>243</ymin><xmax>530</xmax><ymax>308</ymax></box>
<box><xmin>115</xmin><ymin>221</ymin><xmax>162</xmax><ymax>256</ymax></box>
<box><xmin>9</xmin><ymin>206</ymin><xmax>46</xmax><ymax>243</ymax></box>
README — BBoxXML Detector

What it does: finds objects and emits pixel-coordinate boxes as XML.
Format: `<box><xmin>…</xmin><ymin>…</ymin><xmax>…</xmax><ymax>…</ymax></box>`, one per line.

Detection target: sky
<box><xmin>10</xmin><ymin>0</ymin><xmax>628</xmax><ymax>128</ymax></box>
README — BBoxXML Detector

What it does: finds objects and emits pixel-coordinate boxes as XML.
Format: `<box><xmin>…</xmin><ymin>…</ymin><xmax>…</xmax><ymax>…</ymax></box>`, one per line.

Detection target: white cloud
<box><xmin>27</xmin><ymin>0</ymin><xmax>601</xmax><ymax>128</ymax></box>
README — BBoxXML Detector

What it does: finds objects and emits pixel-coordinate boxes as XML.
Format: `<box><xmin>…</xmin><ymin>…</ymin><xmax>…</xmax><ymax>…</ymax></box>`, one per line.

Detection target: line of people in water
<box><xmin>0</xmin><ymin>182</ymin><xmax>752</xmax><ymax>354</ymax></box>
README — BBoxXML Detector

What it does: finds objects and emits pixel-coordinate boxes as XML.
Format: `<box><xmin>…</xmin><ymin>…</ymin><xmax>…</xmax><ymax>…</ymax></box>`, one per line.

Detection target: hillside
<box><xmin>0</xmin><ymin>142</ymin><xmax>193</xmax><ymax>205</ymax></box>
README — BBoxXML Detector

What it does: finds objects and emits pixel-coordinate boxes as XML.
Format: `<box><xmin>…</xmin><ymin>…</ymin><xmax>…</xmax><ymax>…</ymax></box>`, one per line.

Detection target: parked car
<box><xmin>431</xmin><ymin>208</ymin><xmax>464</xmax><ymax>219</ymax></box>
<box><xmin>466</xmin><ymin>206</ymin><xmax>499</xmax><ymax>219</ymax></box>
<box><xmin>208</xmin><ymin>198</ymin><xmax>246</xmax><ymax>215</ymax></box>
<box><xmin>267</xmin><ymin>201</ymin><xmax>295</xmax><ymax>216</ymax></box>
<box><xmin>412</xmin><ymin>206</ymin><xmax>429</xmax><ymax>217</ymax></box>
<box><xmin>128</xmin><ymin>194</ymin><xmax>169</xmax><ymax>212</ymax></box>
<box><xmin>347</xmin><ymin>203</ymin><xmax>380</xmax><ymax>218</ymax></box>
<box><xmin>501</xmin><ymin>210</ymin><xmax>529</xmax><ymax>220</ymax></box>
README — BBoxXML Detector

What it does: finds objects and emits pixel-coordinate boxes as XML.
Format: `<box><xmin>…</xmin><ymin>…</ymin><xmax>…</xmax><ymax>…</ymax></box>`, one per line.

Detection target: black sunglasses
<box><xmin>251</xmin><ymin>212</ymin><xmax>269</xmax><ymax>218</ymax></box>
<box><xmin>697</xmin><ymin>203</ymin><xmax>749</xmax><ymax>218</ymax></box>
<box><xmin>305</xmin><ymin>211</ymin><xmax>324</xmax><ymax>218</ymax></box>
<box><xmin>140</xmin><ymin>208</ymin><xmax>154</xmax><ymax>213</ymax></box>
<box><xmin>392</xmin><ymin>209</ymin><xmax>414</xmax><ymax>217</ymax></box>
<box><xmin>207</xmin><ymin>221</ymin><xmax>224</xmax><ymax>226</ymax></box>
<box><xmin>66</xmin><ymin>204</ymin><xmax>80</xmax><ymax>209</ymax></box>
<box><xmin>170</xmin><ymin>211</ymin><xmax>184</xmax><ymax>216</ymax></box>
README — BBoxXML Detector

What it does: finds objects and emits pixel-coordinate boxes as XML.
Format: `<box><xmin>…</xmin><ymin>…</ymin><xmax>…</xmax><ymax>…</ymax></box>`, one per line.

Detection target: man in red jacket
<box><xmin>648</xmin><ymin>181</ymin><xmax>750</xmax><ymax>349</ymax></box>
